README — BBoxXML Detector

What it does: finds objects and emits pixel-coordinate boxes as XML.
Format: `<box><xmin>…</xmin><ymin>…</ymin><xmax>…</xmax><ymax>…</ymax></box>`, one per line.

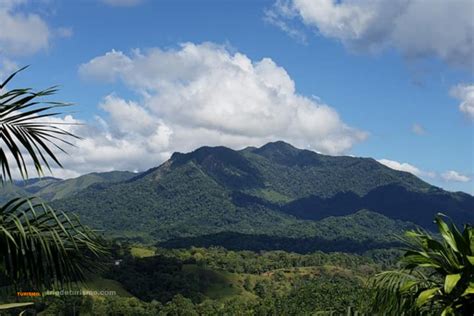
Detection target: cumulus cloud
<box><xmin>450</xmin><ymin>84</ymin><xmax>474</xmax><ymax>120</ymax></box>
<box><xmin>79</xmin><ymin>42</ymin><xmax>366</xmax><ymax>152</ymax></box>
<box><xmin>54</xmin><ymin>42</ymin><xmax>367</xmax><ymax>177</ymax></box>
<box><xmin>268</xmin><ymin>0</ymin><xmax>474</xmax><ymax>70</ymax></box>
<box><xmin>378</xmin><ymin>159</ymin><xmax>435</xmax><ymax>179</ymax></box>
<box><xmin>441</xmin><ymin>170</ymin><xmax>470</xmax><ymax>183</ymax></box>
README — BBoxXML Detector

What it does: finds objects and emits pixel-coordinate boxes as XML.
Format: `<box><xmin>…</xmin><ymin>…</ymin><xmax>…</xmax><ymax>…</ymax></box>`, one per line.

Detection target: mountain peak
<box><xmin>170</xmin><ymin>145</ymin><xmax>239</xmax><ymax>165</ymax></box>
<box><xmin>252</xmin><ymin>141</ymin><xmax>320</xmax><ymax>166</ymax></box>
<box><xmin>257</xmin><ymin>140</ymin><xmax>298</xmax><ymax>152</ymax></box>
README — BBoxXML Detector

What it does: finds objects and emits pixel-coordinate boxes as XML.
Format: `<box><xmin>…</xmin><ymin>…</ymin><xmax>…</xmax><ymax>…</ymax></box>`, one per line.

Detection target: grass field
<box><xmin>130</xmin><ymin>245</ymin><xmax>156</xmax><ymax>258</ymax></box>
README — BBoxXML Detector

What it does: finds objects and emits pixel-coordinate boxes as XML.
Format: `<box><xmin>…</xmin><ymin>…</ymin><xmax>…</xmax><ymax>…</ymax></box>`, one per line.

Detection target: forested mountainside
<box><xmin>44</xmin><ymin>141</ymin><xmax>473</xmax><ymax>249</ymax></box>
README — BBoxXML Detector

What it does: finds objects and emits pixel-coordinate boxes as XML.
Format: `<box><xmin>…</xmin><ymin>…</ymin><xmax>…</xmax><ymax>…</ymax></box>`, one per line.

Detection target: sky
<box><xmin>0</xmin><ymin>0</ymin><xmax>473</xmax><ymax>194</ymax></box>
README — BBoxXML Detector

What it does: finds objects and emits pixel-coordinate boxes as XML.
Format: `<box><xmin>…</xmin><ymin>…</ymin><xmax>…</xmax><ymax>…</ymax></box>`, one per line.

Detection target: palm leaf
<box><xmin>369</xmin><ymin>215</ymin><xmax>474</xmax><ymax>315</ymax></box>
<box><xmin>0</xmin><ymin>67</ymin><xmax>79</xmax><ymax>182</ymax></box>
<box><xmin>0</xmin><ymin>197</ymin><xmax>107</xmax><ymax>290</ymax></box>
<box><xmin>0</xmin><ymin>68</ymin><xmax>108</xmax><ymax>292</ymax></box>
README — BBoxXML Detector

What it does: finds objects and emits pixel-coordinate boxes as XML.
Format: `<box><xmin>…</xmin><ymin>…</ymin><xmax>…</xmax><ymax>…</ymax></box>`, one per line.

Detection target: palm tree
<box><xmin>369</xmin><ymin>214</ymin><xmax>474</xmax><ymax>315</ymax></box>
<box><xmin>0</xmin><ymin>67</ymin><xmax>106</xmax><ymax>292</ymax></box>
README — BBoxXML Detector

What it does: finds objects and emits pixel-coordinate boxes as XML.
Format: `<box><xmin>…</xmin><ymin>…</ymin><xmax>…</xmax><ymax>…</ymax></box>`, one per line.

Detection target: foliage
<box><xmin>158</xmin><ymin>210</ymin><xmax>408</xmax><ymax>254</ymax></box>
<box><xmin>0</xmin><ymin>66</ymin><xmax>76</xmax><ymax>182</ymax></box>
<box><xmin>50</xmin><ymin>141</ymin><xmax>472</xmax><ymax>243</ymax></box>
<box><xmin>0</xmin><ymin>197</ymin><xmax>106</xmax><ymax>289</ymax></box>
<box><xmin>97</xmin><ymin>246</ymin><xmax>382</xmax><ymax>315</ymax></box>
<box><xmin>0</xmin><ymin>68</ymin><xmax>107</xmax><ymax>292</ymax></box>
<box><xmin>30</xmin><ymin>241</ymin><xmax>401</xmax><ymax>315</ymax></box>
<box><xmin>369</xmin><ymin>214</ymin><xmax>474</xmax><ymax>315</ymax></box>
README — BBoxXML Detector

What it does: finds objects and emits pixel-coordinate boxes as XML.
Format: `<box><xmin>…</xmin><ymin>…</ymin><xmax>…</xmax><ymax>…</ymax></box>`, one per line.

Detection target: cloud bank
<box><xmin>76</xmin><ymin>42</ymin><xmax>367</xmax><ymax>175</ymax></box>
<box><xmin>268</xmin><ymin>0</ymin><xmax>474</xmax><ymax>71</ymax></box>
<box><xmin>2</xmin><ymin>42</ymin><xmax>365</xmax><ymax>178</ymax></box>
<box><xmin>268</xmin><ymin>0</ymin><xmax>474</xmax><ymax>127</ymax></box>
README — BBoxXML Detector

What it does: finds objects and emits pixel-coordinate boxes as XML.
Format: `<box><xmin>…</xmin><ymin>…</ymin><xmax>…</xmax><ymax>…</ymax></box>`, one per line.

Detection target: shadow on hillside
<box><xmin>282</xmin><ymin>184</ymin><xmax>474</xmax><ymax>228</ymax></box>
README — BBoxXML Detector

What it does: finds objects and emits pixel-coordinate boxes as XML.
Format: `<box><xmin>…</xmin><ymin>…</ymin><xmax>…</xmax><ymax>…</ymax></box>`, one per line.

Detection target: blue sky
<box><xmin>0</xmin><ymin>0</ymin><xmax>473</xmax><ymax>194</ymax></box>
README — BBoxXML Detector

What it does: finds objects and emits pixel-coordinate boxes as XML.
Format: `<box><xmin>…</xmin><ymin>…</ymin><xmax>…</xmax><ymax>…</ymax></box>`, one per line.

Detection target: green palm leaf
<box><xmin>0</xmin><ymin>197</ymin><xmax>107</xmax><ymax>290</ymax></box>
<box><xmin>0</xmin><ymin>66</ymin><xmax>79</xmax><ymax>182</ymax></box>
<box><xmin>369</xmin><ymin>214</ymin><xmax>474</xmax><ymax>315</ymax></box>
<box><xmin>0</xmin><ymin>68</ymin><xmax>108</xmax><ymax>294</ymax></box>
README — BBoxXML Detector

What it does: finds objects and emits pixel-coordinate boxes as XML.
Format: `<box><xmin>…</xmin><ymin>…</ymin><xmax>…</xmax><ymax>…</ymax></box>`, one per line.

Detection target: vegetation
<box><xmin>48</xmin><ymin>141</ymin><xmax>472</xmax><ymax>244</ymax></box>
<box><xmin>0</xmin><ymin>68</ymin><xmax>106</xmax><ymax>294</ymax></box>
<box><xmin>31</xmin><ymin>245</ymin><xmax>383</xmax><ymax>315</ymax></box>
<box><xmin>157</xmin><ymin>210</ymin><xmax>408</xmax><ymax>253</ymax></box>
<box><xmin>369</xmin><ymin>214</ymin><xmax>474</xmax><ymax>315</ymax></box>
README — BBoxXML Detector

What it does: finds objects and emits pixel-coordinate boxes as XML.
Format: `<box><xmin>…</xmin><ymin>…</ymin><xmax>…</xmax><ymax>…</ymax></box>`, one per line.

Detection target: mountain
<box><xmin>0</xmin><ymin>171</ymin><xmax>137</xmax><ymax>203</ymax></box>
<box><xmin>50</xmin><ymin>141</ymin><xmax>473</xmax><ymax>249</ymax></box>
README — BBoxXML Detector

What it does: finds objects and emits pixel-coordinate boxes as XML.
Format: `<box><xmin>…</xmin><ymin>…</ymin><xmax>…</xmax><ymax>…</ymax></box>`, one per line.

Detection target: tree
<box><xmin>369</xmin><ymin>214</ymin><xmax>474</xmax><ymax>315</ymax></box>
<box><xmin>0</xmin><ymin>67</ymin><xmax>106</xmax><ymax>291</ymax></box>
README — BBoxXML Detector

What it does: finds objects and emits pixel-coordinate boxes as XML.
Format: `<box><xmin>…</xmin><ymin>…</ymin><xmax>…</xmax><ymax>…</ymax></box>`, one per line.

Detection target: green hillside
<box><xmin>49</xmin><ymin>141</ymin><xmax>473</xmax><ymax>250</ymax></box>
<box><xmin>0</xmin><ymin>171</ymin><xmax>137</xmax><ymax>202</ymax></box>
<box><xmin>37</xmin><ymin>171</ymin><xmax>137</xmax><ymax>200</ymax></box>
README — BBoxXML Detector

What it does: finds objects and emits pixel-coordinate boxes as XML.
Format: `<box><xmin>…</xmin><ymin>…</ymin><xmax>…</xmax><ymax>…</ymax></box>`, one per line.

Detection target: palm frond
<box><xmin>0</xmin><ymin>67</ymin><xmax>79</xmax><ymax>182</ymax></box>
<box><xmin>0</xmin><ymin>197</ymin><xmax>107</xmax><ymax>290</ymax></box>
<box><xmin>369</xmin><ymin>214</ymin><xmax>474</xmax><ymax>315</ymax></box>
<box><xmin>368</xmin><ymin>269</ymin><xmax>435</xmax><ymax>315</ymax></box>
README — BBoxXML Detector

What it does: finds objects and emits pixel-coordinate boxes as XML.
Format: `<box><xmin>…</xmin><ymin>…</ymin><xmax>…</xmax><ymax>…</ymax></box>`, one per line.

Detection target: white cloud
<box><xmin>101</xmin><ymin>0</ymin><xmax>143</xmax><ymax>7</ymax></box>
<box><xmin>79</xmin><ymin>42</ymin><xmax>366</xmax><ymax>153</ymax></box>
<box><xmin>269</xmin><ymin>0</ymin><xmax>474</xmax><ymax>70</ymax></box>
<box><xmin>3</xmin><ymin>113</ymin><xmax>173</xmax><ymax>179</ymax></box>
<box><xmin>378</xmin><ymin>159</ymin><xmax>435</xmax><ymax>179</ymax></box>
<box><xmin>263</xmin><ymin>2</ymin><xmax>307</xmax><ymax>44</ymax></box>
<box><xmin>450</xmin><ymin>84</ymin><xmax>474</xmax><ymax>120</ymax></box>
<box><xmin>411</xmin><ymin>123</ymin><xmax>426</xmax><ymax>135</ymax></box>
<box><xmin>79</xmin><ymin>49</ymin><xmax>132</xmax><ymax>82</ymax></box>
<box><xmin>0</xmin><ymin>1</ymin><xmax>50</xmax><ymax>56</ymax></box>
<box><xmin>54</xmin><ymin>42</ymin><xmax>368</xmax><ymax>176</ymax></box>
<box><xmin>0</xmin><ymin>1</ymin><xmax>72</xmax><ymax>75</ymax></box>
<box><xmin>441</xmin><ymin>170</ymin><xmax>470</xmax><ymax>183</ymax></box>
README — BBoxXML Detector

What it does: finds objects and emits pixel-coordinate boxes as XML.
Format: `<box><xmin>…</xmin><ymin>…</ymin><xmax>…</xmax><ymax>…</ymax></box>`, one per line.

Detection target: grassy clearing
<box><xmin>130</xmin><ymin>246</ymin><xmax>156</xmax><ymax>258</ymax></box>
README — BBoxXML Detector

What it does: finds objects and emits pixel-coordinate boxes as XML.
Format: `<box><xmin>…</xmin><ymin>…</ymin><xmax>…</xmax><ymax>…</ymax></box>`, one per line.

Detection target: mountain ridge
<box><xmin>1</xmin><ymin>141</ymin><xmax>472</xmax><ymax>250</ymax></box>
<box><xmin>44</xmin><ymin>141</ymin><xmax>472</xmax><ymax>246</ymax></box>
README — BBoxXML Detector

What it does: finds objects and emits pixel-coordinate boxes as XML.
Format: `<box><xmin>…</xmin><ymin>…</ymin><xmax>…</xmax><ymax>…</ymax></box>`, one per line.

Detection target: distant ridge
<box><xmin>0</xmin><ymin>170</ymin><xmax>137</xmax><ymax>202</ymax></box>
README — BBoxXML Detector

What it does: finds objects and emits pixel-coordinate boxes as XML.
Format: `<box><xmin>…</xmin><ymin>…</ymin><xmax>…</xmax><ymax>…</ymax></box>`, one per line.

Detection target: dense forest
<box><xmin>49</xmin><ymin>142</ymin><xmax>472</xmax><ymax>238</ymax></box>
